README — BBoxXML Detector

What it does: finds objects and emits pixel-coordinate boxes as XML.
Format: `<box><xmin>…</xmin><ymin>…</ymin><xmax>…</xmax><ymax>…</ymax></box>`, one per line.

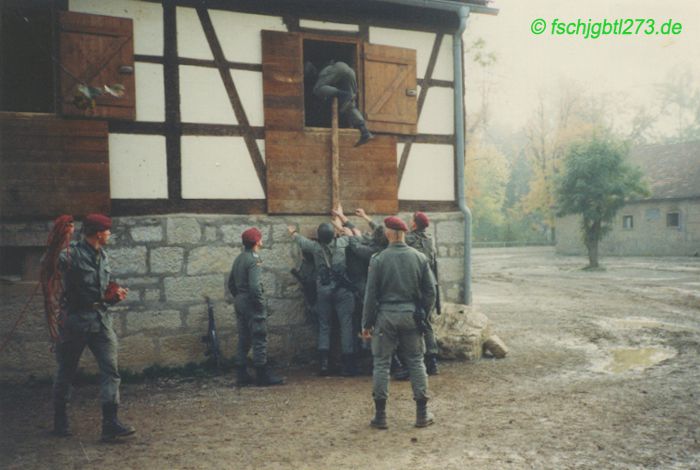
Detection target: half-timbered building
<box><xmin>0</xmin><ymin>0</ymin><xmax>496</xmax><ymax>379</ymax></box>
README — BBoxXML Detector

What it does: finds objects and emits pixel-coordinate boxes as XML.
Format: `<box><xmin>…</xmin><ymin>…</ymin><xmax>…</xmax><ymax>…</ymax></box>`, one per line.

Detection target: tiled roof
<box><xmin>629</xmin><ymin>140</ymin><xmax>700</xmax><ymax>200</ymax></box>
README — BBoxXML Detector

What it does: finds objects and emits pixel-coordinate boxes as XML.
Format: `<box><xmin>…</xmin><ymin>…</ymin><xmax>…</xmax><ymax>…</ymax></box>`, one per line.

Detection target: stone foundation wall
<box><xmin>0</xmin><ymin>212</ymin><xmax>466</xmax><ymax>382</ymax></box>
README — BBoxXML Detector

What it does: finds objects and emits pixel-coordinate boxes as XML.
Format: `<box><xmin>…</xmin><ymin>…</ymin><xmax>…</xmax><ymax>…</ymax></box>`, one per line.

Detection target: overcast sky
<box><xmin>464</xmin><ymin>0</ymin><xmax>700</xmax><ymax>131</ymax></box>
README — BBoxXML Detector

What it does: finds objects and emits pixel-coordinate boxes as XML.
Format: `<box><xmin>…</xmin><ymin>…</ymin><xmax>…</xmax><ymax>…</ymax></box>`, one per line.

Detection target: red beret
<box><xmin>413</xmin><ymin>212</ymin><xmax>430</xmax><ymax>229</ymax></box>
<box><xmin>241</xmin><ymin>227</ymin><xmax>262</xmax><ymax>245</ymax></box>
<box><xmin>83</xmin><ymin>214</ymin><xmax>111</xmax><ymax>232</ymax></box>
<box><xmin>384</xmin><ymin>216</ymin><xmax>408</xmax><ymax>232</ymax></box>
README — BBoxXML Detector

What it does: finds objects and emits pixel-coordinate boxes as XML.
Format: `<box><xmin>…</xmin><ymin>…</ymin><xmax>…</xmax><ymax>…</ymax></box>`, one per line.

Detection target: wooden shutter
<box><xmin>261</xmin><ymin>30</ymin><xmax>304</xmax><ymax>131</ymax></box>
<box><xmin>266</xmin><ymin>130</ymin><xmax>397</xmax><ymax>214</ymax></box>
<box><xmin>0</xmin><ymin>113</ymin><xmax>110</xmax><ymax>219</ymax></box>
<box><xmin>58</xmin><ymin>11</ymin><xmax>135</xmax><ymax>120</ymax></box>
<box><xmin>362</xmin><ymin>43</ymin><xmax>417</xmax><ymax>135</ymax></box>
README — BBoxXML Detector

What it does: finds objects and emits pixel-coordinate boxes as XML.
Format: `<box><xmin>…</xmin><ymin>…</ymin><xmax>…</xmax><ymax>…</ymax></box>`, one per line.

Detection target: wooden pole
<box><xmin>331</xmin><ymin>96</ymin><xmax>340</xmax><ymax>211</ymax></box>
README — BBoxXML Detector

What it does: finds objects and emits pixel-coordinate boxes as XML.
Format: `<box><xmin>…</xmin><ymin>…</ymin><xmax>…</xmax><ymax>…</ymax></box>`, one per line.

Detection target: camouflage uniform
<box><xmin>228</xmin><ymin>248</ymin><xmax>268</xmax><ymax>367</ymax></box>
<box><xmin>362</xmin><ymin>242</ymin><xmax>436</xmax><ymax>401</ymax></box>
<box><xmin>53</xmin><ymin>240</ymin><xmax>121</xmax><ymax>407</ymax></box>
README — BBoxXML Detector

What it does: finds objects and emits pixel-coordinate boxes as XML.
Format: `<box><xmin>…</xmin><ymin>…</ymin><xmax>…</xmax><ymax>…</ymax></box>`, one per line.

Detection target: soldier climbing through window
<box><xmin>305</xmin><ymin>60</ymin><xmax>374</xmax><ymax>147</ymax></box>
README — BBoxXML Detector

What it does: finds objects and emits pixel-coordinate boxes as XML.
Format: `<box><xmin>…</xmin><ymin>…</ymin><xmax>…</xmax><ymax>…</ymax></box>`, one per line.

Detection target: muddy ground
<box><xmin>1</xmin><ymin>247</ymin><xmax>699</xmax><ymax>469</ymax></box>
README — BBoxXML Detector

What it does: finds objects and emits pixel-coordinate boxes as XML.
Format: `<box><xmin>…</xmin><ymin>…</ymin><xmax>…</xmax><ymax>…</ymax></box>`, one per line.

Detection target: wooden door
<box><xmin>261</xmin><ymin>30</ymin><xmax>304</xmax><ymax>131</ymax></box>
<box><xmin>58</xmin><ymin>11</ymin><xmax>135</xmax><ymax>120</ymax></box>
<box><xmin>363</xmin><ymin>43</ymin><xmax>417</xmax><ymax>135</ymax></box>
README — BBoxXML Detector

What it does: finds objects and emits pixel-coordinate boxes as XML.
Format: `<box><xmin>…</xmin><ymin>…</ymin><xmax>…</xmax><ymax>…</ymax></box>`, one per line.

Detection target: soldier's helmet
<box><xmin>317</xmin><ymin>223</ymin><xmax>335</xmax><ymax>245</ymax></box>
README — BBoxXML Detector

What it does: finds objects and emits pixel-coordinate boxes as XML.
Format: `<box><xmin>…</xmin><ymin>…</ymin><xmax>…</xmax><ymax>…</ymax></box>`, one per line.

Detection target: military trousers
<box><xmin>53</xmin><ymin>314</ymin><xmax>121</xmax><ymax>406</ymax></box>
<box><xmin>371</xmin><ymin>309</ymin><xmax>429</xmax><ymax>401</ymax></box>
<box><xmin>316</xmin><ymin>284</ymin><xmax>355</xmax><ymax>354</ymax></box>
<box><xmin>423</xmin><ymin>311</ymin><xmax>439</xmax><ymax>356</ymax></box>
<box><xmin>234</xmin><ymin>294</ymin><xmax>268</xmax><ymax>367</ymax></box>
<box><xmin>313</xmin><ymin>63</ymin><xmax>365</xmax><ymax>128</ymax></box>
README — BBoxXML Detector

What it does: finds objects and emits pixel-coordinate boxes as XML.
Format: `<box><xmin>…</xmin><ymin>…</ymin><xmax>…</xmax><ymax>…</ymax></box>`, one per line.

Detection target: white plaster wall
<box><xmin>135</xmin><ymin>63</ymin><xmax>164</xmax><ymax>122</ymax></box>
<box><xmin>231</xmin><ymin>70</ymin><xmax>264</xmax><ymax>127</ymax></box>
<box><xmin>109</xmin><ymin>134</ymin><xmax>168</xmax><ymax>199</ymax></box>
<box><xmin>70</xmin><ymin>0</ymin><xmax>163</xmax><ymax>56</ymax></box>
<box><xmin>399</xmin><ymin>144</ymin><xmax>454</xmax><ymax>200</ymax></box>
<box><xmin>418</xmin><ymin>86</ymin><xmax>454</xmax><ymax>135</ymax></box>
<box><xmin>210</xmin><ymin>11</ymin><xmax>286</xmax><ymax>64</ymax></box>
<box><xmin>369</xmin><ymin>27</ymin><xmax>437</xmax><ymax>80</ymax></box>
<box><xmin>432</xmin><ymin>34</ymin><xmax>454</xmax><ymax>81</ymax></box>
<box><xmin>177</xmin><ymin>7</ymin><xmax>213</xmax><ymax>60</ymax></box>
<box><xmin>299</xmin><ymin>19</ymin><xmax>359</xmax><ymax>32</ymax></box>
<box><xmin>180</xmin><ymin>66</ymin><xmax>237</xmax><ymax>124</ymax></box>
<box><xmin>181</xmin><ymin>136</ymin><xmax>265</xmax><ymax>199</ymax></box>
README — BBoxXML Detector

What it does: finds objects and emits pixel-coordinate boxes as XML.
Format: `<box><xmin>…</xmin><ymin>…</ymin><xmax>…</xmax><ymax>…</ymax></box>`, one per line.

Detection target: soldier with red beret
<box><xmin>228</xmin><ymin>228</ymin><xmax>284</xmax><ymax>387</ymax></box>
<box><xmin>51</xmin><ymin>213</ymin><xmax>135</xmax><ymax>441</ymax></box>
<box><xmin>361</xmin><ymin>216</ymin><xmax>437</xmax><ymax>429</ymax></box>
<box><xmin>406</xmin><ymin>212</ymin><xmax>441</xmax><ymax>375</ymax></box>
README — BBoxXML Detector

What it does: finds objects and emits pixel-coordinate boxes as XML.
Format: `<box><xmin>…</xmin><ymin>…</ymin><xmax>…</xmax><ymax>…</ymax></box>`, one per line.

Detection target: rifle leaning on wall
<box><xmin>201</xmin><ymin>296</ymin><xmax>222</xmax><ymax>368</ymax></box>
<box><xmin>432</xmin><ymin>259</ymin><xmax>442</xmax><ymax>315</ymax></box>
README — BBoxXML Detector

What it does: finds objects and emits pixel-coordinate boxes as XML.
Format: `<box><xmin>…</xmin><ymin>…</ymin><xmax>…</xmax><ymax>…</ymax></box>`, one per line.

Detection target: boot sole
<box><xmin>370</xmin><ymin>422</ymin><xmax>388</xmax><ymax>430</ymax></box>
<box><xmin>101</xmin><ymin>429</ymin><xmax>136</xmax><ymax>442</ymax></box>
<box><xmin>415</xmin><ymin>419</ymin><xmax>435</xmax><ymax>428</ymax></box>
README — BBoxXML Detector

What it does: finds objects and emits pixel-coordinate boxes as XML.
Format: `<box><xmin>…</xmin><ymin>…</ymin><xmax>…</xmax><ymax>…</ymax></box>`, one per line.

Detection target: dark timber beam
<box><xmin>197</xmin><ymin>6</ymin><xmax>267</xmax><ymax>194</ymax></box>
<box><xmin>397</xmin><ymin>32</ymin><xmax>443</xmax><ymax>186</ymax></box>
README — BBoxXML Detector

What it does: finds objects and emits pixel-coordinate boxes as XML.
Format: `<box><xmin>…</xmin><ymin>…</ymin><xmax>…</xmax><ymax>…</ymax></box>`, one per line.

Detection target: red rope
<box><xmin>0</xmin><ymin>215</ymin><xmax>74</xmax><ymax>353</ymax></box>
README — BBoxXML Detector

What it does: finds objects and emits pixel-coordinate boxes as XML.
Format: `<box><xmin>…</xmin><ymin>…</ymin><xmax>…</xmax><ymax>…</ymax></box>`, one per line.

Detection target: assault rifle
<box><xmin>201</xmin><ymin>296</ymin><xmax>222</xmax><ymax>368</ymax></box>
<box><xmin>433</xmin><ymin>260</ymin><xmax>442</xmax><ymax>315</ymax></box>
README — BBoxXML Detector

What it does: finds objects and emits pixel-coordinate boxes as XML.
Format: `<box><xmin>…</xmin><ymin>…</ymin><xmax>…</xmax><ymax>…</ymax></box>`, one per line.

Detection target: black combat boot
<box><xmin>391</xmin><ymin>354</ymin><xmax>410</xmax><ymax>381</ymax></box>
<box><xmin>414</xmin><ymin>398</ymin><xmax>435</xmax><ymax>428</ymax></box>
<box><xmin>319</xmin><ymin>350</ymin><xmax>330</xmax><ymax>376</ymax></box>
<box><xmin>340</xmin><ymin>354</ymin><xmax>358</xmax><ymax>377</ymax></box>
<box><xmin>255</xmin><ymin>366</ymin><xmax>285</xmax><ymax>386</ymax></box>
<box><xmin>235</xmin><ymin>365</ymin><xmax>253</xmax><ymax>387</ymax></box>
<box><xmin>52</xmin><ymin>401</ymin><xmax>72</xmax><ymax>437</ymax></box>
<box><xmin>370</xmin><ymin>399</ymin><xmax>388</xmax><ymax>429</ymax></box>
<box><xmin>354</xmin><ymin>124</ymin><xmax>374</xmax><ymax>147</ymax></box>
<box><xmin>425</xmin><ymin>354</ymin><xmax>440</xmax><ymax>376</ymax></box>
<box><xmin>101</xmin><ymin>404</ymin><xmax>136</xmax><ymax>441</ymax></box>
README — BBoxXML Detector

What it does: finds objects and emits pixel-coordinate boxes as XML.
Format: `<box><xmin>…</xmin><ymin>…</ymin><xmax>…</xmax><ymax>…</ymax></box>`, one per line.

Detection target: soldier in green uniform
<box><xmin>405</xmin><ymin>212</ymin><xmax>441</xmax><ymax>375</ymax></box>
<box><xmin>361</xmin><ymin>216</ymin><xmax>437</xmax><ymax>429</ymax></box>
<box><xmin>51</xmin><ymin>214</ymin><xmax>135</xmax><ymax>441</ymax></box>
<box><xmin>228</xmin><ymin>227</ymin><xmax>284</xmax><ymax>387</ymax></box>
<box><xmin>288</xmin><ymin>222</ymin><xmax>357</xmax><ymax>376</ymax></box>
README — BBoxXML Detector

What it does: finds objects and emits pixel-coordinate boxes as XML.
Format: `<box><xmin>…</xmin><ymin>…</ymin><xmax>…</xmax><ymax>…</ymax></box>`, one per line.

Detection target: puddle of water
<box><xmin>604</xmin><ymin>347</ymin><xmax>676</xmax><ymax>374</ymax></box>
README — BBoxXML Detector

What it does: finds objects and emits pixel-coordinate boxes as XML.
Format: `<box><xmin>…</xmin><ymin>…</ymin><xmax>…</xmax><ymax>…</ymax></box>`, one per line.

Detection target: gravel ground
<box><xmin>1</xmin><ymin>246</ymin><xmax>699</xmax><ymax>469</ymax></box>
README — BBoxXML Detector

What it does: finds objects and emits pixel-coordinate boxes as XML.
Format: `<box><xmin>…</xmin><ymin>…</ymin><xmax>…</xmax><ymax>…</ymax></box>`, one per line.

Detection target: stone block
<box><xmin>121</xmin><ymin>288</ymin><xmax>142</xmax><ymax>305</ymax></box>
<box><xmin>119</xmin><ymin>333</ymin><xmax>158</xmax><ymax>370</ymax></box>
<box><xmin>130</xmin><ymin>225</ymin><xmax>163</xmax><ymax>243</ymax></box>
<box><xmin>436</xmin><ymin>220</ymin><xmax>465</xmax><ymax>245</ymax></box>
<box><xmin>108</xmin><ymin>247</ymin><xmax>148</xmax><ymax>275</ymax></box>
<box><xmin>271</xmin><ymin>223</ymin><xmax>294</xmax><ymax>243</ymax></box>
<box><xmin>144</xmin><ymin>289</ymin><xmax>162</xmax><ymax>302</ymax></box>
<box><xmin>188</xmin><ymin>301</ymin><xmax>236</xmax><ymax>332</ymax></box>
<box><xmin>164</xmin><ymin>274</ymin><xmax>226</xmax><ymax>302</ymax></box>
<box><xmin>262</xmin><ymin>243</ymin><xmax>295</xmax><ymax>272</ymax></box>
<box><xmin>483</xmin><ymin>335</ymin><xmax>508</xmax><ymax>358</ymax></box>
<box><xmin>266</xmin><ymin>298</ymin><xmax>306</xmax><ymax>326</ymax></box>
<box><xmin>433</xmin><ymin>302</ymin><xmax>491</xmax><ymax>361</ymax></box>
<box><xmin>167</xmin><ymin>217</ymin><xmax>201</xmax><ymax>244</ymax></box>
<box><xmin>437</xmin><ymin>257</ymin><xmax>463</xmax><ymax>283</ymax></box>
<box><xmin>151</xmin><ymin>247</ymin><xmax>184</xmax><ymax>274</ymax></box>
<box><xmin>158</xmin><ymin>334</ymin><xmax>203</xmax><ymax>366</ymax></box>
<box><xmin>187</xmin><ymin>246</ymin><xmax>239</xmax><ymax>275</ymax></box>
<box><xmin>117</xmin><ymin>276</ymin><xmax>160</xmax><ymax>287</ymax></box>
<box><xmin>204</xmin><ymin>226</ymin><xmax>218</xmax><ymax>242</ymax></box>
<box><xmin>259</xmin><ymin>270</ymin><xmax>279</xmax><ymax>297</ymax></box>
<box><xmin>126</xmin><ymin>309</ymin><xmax>183</xmax><ymax>333</ymax></box>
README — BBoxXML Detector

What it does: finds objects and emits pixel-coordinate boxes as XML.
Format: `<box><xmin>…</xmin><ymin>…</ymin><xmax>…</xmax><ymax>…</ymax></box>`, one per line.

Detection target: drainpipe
<box><xmin>452</xmin><ymin>7</ymin><xmax>472</xmax><ymax>305</ymax></box>
<box><xmin>379</xmin><ymin>1</ymin><xmax>483</xmax><ymax>304</ymax></box>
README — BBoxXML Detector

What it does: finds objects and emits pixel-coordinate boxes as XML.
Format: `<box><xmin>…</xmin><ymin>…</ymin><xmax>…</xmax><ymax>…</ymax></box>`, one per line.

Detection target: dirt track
<box><xmin>2</xmin><ymin>247</ymin><xmax>700</xmax><ymax>469</ymax></box>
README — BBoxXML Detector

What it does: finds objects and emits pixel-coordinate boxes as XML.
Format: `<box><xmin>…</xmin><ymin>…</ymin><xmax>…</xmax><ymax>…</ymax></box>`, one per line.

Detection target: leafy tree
<box><xmin>555</xmin><ymin>135</ymin><xmax>649</xmax><ymax>269</ymax></box>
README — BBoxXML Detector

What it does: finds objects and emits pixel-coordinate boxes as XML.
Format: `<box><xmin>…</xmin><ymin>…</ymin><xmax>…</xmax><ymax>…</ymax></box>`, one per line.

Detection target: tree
<box><xmin>555</xmin><ymin>135</ymin><xmax>649</xmax><ymax>269</ymax></box>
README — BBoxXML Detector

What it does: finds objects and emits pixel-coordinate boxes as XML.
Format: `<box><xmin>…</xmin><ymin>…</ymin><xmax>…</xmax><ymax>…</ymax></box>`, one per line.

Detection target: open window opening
<box><xmin>0</xmin><ymin>247</ymin><xmax>43</xmax><ymax>282</ymax></box>
<box><xmin>303</xmin><ymin>39</ymin><xmax>357</xmax><ymax>129</ymax></box>
<box><xmin>1</xmin><ymin>0</ymin><xmax>54</xmax><ymax>113</ymax></box>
